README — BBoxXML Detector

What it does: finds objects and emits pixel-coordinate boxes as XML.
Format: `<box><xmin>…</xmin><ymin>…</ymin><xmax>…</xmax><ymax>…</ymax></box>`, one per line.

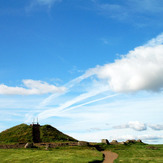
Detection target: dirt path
<box><xmin>102</xmin><ymin>151</ymin><xmax>118</xmax><ymax>163</ymax></box>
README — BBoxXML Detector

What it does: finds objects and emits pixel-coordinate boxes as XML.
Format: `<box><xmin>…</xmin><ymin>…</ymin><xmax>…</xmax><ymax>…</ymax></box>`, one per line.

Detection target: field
<box><xmin>98</xmin><ymin>143</ymin><xmax>163</xmax><ymax>163</ymax></box>
<box><xmin>0</xmin><ymin>143</ymin><xmax>163</xmax><ymax>162</ymax></box>
<box><xmin>0</xmin><ymin>146</ymin><xmax>103</xmax><ymax>163</ymax></box>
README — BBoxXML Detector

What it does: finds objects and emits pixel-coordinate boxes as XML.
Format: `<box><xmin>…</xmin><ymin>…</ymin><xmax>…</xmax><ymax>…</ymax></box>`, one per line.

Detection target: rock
<box><xmin>118</xmin><ymin>141</ymin><xmax>126</xmax><ymax>145</ymax></box>
<box><xmin>101</xmin><ymin>139</ymin><xmax>110</xmax><ymax>145</ymax></box>
<box><xmin>136</xmin><ymin>139</ymin><xmax>143</xmax><ymax>143</ymax></box>
<box><xmin>24</xmin><ymin>143</ymin><xmax>33</xmax><ymax>148</ymax></box>
<box><xmin>45</xmin><ymin>144</ymin><xmax>50</xmax><ymax>150</ymax></box>
<box><xmin>110</xmin><ymin>140</ymin><xmax>118</xmax><ymax>145</ymax></box>
<box><xmin>125</xmin><ymin>139</ymin><xmax>136</xmax><ymax>144</ymax></box>
<box><xmin>78</xmin><ymin>141</ymin><xmax>89</xmax><ymax>146</ymax></box>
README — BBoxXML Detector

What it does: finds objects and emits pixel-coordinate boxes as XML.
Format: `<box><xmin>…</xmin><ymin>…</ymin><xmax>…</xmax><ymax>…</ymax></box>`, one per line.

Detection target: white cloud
<box><xmin>88</xmin><ymin>33</ymin><xmax>163</xmax><ymax>93</ymax></box>
<box><xmin>149</xmin><ymin>124</ymin><xmax>163</xmax><ymax>130</ymax></box>
<box><xmin>0</xmin><ymin>79</ymin><xmax>66</xmax><ymax>95</ymax></box>
<box><xmin>146</xmin><ymin>33</ymin><xmax>163</xmax><ymax>46</ymax></box>
<box><xmin>113</xmin><ymin>121</ymin><xmax>147</xmax><ymax>131</ymax></box>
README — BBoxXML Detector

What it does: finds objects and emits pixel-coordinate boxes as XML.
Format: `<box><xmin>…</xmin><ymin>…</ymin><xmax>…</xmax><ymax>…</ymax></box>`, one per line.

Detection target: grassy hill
<box><xmin>40</xmin><ymin>125</ymin><xmax>77</xmax><ymax>142</ymax></box>
<box><xmin>0</xmin><ymin>124</ymin><xmax>77</xmax><ymax>143</ymax></box>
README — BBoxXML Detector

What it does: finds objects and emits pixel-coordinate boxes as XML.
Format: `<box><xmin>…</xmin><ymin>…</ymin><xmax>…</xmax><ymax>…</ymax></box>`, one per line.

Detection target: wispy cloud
<box><xmin>0</xmin><ymin>79</ymin><xmax>66</xmax><ymax>95</ymax></box>
<box><xmin>38</xmin><ymin>84</ymin><xmax>114</xmax><ymax>120</ymax></box>
<box><xmin>26</xmin><ymin>0</ymin><xmax>62</xmax><ymax>12</ymax></box>
<box><xmin>34</xmin><ymin>0</ymin><xmax>62</xmax><ymax>7</ymax></box>
<box><xmin>100</xmin><ymin>38</ymin><xmax>109</xmax><ymax>45</ymax></box>
<box><xmin>92</xmin><ymin>0</ymin><xmax>163</xmax><ymax>23</ymax></box>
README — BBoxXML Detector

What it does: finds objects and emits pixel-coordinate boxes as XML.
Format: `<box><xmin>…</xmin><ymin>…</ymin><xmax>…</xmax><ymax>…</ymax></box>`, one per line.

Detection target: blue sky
<box><xmin>0</xmin><ymin>0</ymin><xmax>163</xmax><ymax>144</ymax></box>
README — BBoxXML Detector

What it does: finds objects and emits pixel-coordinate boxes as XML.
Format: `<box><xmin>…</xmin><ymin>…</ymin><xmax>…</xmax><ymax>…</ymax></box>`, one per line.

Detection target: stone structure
<box><xmin>125</xmin><ymin>139</ymin><xmax>136</xmax><ymax>144</ymax></box>
<box><xmin>101</xmin><ymin>139</ymin><xmax>110</xmax><ymax>145</ymax></box>
<box><xmin>78</xmin><ymin>141</ymin><xmax>89</xmax><ymax>146</ymax></box>
<box><xmin>30</xmin><ymin>122</ymin><xmax>41</xmax><ymax>143</ymax></box>
<box><xmin>136</xmin><ymin>139</ymin><xmax>143</xmax><ymax>143</ymax></box>
<box><xmin>118</xmin><ymin>141</ymin><xmax>126</xmax><ymax>145</ymax></box>
<box><xmin>110</xmin><ymin>140</ymin><xmax>119</xmax><ymax>145</ymax></box>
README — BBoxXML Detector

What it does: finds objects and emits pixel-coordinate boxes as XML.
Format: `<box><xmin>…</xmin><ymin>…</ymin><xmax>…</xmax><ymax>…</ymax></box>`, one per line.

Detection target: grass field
<box><xmin>0</xmin><ymin>143</ymin><xmax>163</xmax><ymax>162</ymax></box>
<box><xmin>98</xmin><ymin>143</ymin><xmax>163</xmax><ymax>163</ymax></box>
<box><xmin>0</xmin><ymin>146</ymin><xmax>103</xmax><ymax>163</ymax></box>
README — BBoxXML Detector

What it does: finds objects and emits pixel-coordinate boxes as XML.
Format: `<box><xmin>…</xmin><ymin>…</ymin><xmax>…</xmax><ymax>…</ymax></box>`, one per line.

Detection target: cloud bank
<box><xmin>88</xmin><ymin>33</ymin><xmax>163</xmax><ymax>93</ymax></box>
<box><xmin>113</xmin><ymin>121</ymin><xmax>147</xmax><ymax>131</ymax></box>
<box><xmin>114</xmin><ymin>122</ymin><xmax>163</xmax><ymax>131</ymax></box>
<box><xmin>149</xmin><ymin>124</ymin><xmax>163</xmax><ymax>131</ymax></box>
<box><xmin>0</xmin><ymin>80</ymin><xmax>66</xmax><ymax>95</ymax></box>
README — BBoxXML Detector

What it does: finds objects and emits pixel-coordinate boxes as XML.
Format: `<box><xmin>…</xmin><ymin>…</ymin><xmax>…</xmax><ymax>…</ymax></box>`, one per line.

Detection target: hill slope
<box><xmin>0</xmin><ymin>124</ymin><xmax>77</xmax><ymax>143</ymax></box>
<box><xmin>40</xmin><ymin>125</ymin><xmax>77</xmax><ymax>142</ymax></box>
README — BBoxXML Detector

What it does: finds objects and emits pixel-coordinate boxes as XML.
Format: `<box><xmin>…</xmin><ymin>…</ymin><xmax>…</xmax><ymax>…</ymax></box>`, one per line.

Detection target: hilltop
<box><xmin>0</xmin><ymin>124</ymin><xmax>77</xmax><ymax>143</ymax></box>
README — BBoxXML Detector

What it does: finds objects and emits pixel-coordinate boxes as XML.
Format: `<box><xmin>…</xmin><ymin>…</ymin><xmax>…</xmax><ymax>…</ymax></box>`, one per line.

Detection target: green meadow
<box><xmin>98</xmin><ymin>143</ymin><xmax>163</xmax><ymax>163</ymax></box>
<box><xmin>0</xmin><ymin>146</ymin><xmax>103</xmax><ymax>163</ymax></box>
<box><xmin>0</xmin><ymin>142</ymin><xmax>163</xmax><ymax>162</ymax></box>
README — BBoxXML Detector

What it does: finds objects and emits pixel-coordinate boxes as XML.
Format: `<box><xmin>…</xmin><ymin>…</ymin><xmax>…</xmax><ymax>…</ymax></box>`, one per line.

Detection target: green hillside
<box><xmin>0</xmin><ymin>124</ymin><xmax>33</xmax><ymax>143</ymax></box>
<box><xmin>0</xmin><ymin>124</ymin><xmax>77</xmax><ymax>144</ymax></box>
<box><xmin>40</xmin><ymin>125</ymin><xmax>77</xmax><ymax>142</ymax></box>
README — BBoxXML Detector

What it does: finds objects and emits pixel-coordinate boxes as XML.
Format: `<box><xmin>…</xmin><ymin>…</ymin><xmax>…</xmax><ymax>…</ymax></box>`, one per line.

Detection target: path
<box><xmin>102</xmin><ymin>151</ymin><xmax>118</xmax><ymax>163</ymax></box>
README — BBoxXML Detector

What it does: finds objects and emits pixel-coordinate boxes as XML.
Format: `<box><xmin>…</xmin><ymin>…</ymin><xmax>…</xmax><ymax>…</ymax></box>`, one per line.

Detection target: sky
<box><xmin>0</xmin><ymin>0</ymin><xmax>163</xmax><ymax>144</ymax></box>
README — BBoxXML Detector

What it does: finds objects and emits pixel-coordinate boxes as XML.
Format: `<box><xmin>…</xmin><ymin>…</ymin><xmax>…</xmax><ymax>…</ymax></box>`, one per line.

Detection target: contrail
<box><xmin>38</xmin><ymin>85</ymin><xmax>110</xmax><ymax>120</ymax></box>
<box><xmin>38</xmin><ymin>93</ymin><xmax>118</xmax><ymax>120</ymax></box>
<box><xmin>39</xmin><ymin>70</ymin><xmax>96</xmax><ymax>108</ymax></box>
<box><xmin>61</xmin><ymin>94</ymin><xmax>119</xmax><ymax>113</ymax></box>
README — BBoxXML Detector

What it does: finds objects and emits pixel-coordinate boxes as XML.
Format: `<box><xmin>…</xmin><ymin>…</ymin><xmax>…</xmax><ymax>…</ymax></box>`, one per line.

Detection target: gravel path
<box><xmin>102</xmin><ymin>151</ymin><xmax>118</xmax><ymax>163</ymax></box>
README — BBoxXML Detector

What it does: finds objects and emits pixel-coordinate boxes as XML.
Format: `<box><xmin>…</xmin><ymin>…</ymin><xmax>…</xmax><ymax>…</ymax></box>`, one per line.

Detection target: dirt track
<box><xmin>102</xmin><ymin>151</ymin><xmax>118</xmax><ymax>163</ymax></box>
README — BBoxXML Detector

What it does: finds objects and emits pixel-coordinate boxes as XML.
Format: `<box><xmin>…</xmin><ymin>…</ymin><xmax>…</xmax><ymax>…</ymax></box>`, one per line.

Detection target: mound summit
<box><xmin>0</xmin><ymin>123</ymin><xmax>77</xmax><ymax>143</ymax></box>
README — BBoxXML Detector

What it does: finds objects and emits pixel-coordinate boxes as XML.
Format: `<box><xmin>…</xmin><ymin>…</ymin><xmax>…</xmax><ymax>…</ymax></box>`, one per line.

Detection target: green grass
<box><xmin>0</xmin><ymin>124</ymin><xmax>77</xmax><ymax>144</ymax></box>
<box><xmin>0</xmin><ymin>146</ymin><xmax>103</xmax><ymax>163</ymax></box>
<box><xmin>97</xmin><ymin>143</ymin><xmax>163</xmax><ymax>163</ymax></box>
<box><xmin>0</xmin><ymin>124</ymin><xmax>33</xmax><ymax>143</ymax></box>
<box><xmin>40</xmin><ymin>125</ymin><xmax>77</xmax><ymax>142</ymax></box>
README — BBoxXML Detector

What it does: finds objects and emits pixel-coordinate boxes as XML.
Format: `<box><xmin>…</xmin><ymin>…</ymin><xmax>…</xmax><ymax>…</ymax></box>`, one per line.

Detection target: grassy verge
<box><xmin>0</xmin><ymin>146</ymin><xmax>103</xmax><ymax>163</ymax></box>
<box><xmin>97</xmin><ymin>143</ymin><xmax>163</xmax><ymax>163</ymax></box>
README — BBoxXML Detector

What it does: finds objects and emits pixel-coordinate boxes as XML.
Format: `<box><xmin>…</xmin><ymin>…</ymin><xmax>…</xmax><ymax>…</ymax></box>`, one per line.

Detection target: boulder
<box><xmin>118</xmin><ymin>141</ymin><xmax>126</xmax><ymax>145</ymax></box>
<box><xmin>78</xmin><ymin>141</ymin><xmax>89</xmax><ymax>146</ymax></box>
<box><xmin>110</xmin><ymin>140</ymin><xmax>118</xmax><ymax>145</ymax></box>
<box><xmin>24</xmin><ymin>143</ymin><xmax>33</xmax><ymax>148</ymax></box>
<box><xmin>101</xmin><ymin>139</ymin><xmax>110</xmax><ymax>145</ymax></box>
<box><xmin>125</xmin><ymin>139</ymin><xmax>136</xmax><ymax>144</ymax></box>
<box><xmin>136</xmin><ymin>139</ymin><xmax>143</xmax><ymax>143</ymax></box>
